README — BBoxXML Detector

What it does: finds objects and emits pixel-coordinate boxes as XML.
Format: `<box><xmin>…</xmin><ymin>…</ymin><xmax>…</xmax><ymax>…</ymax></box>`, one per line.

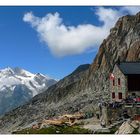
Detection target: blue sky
<box><xmin>0</xmin><ymin>6</ymin><xmax>139</xmax><ymax>79</ymax></box>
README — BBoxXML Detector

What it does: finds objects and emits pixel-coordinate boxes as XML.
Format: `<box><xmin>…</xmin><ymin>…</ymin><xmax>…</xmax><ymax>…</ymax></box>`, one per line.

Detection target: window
<box><xmin>113</xmin><ymin>79</ymin><xmax>115</xmax><ymax>86</ymax></box>
<box><xmin>118</xmin><ymin>78</ymin><xmax>121</xmax><ymax>86</ymax></box>
<box><xmin>112</xmin><ymin>92</ymin><xmax>115</xmax><ymax>99</ymax></box>
<box><xmin>128</xmin><ymin>75</ymin><xmax>140</xmax><ymax>91</ymax></box>
<box><xmin>118</xmin><ymin>92</ymin><xmax>122</xmax><ymax>99</ymax></box>
<box><xmin>132</xmin><ymin>93</ymin><xmax>136</xmax><ymax>96</ymax></box>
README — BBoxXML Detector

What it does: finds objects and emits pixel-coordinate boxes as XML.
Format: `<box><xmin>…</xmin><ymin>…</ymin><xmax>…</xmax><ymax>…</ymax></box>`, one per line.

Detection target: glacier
<box><xmin>0</xmin><ymin>67</ymin><xmax>57</xmax><ymax>115</ymax></box>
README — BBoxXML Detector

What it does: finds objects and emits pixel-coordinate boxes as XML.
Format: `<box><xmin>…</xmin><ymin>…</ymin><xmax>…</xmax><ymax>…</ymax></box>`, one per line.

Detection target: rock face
<box><xmin>87</xmin><ymin>12</ymin><xmax>140</xmax><ymax>96</ymax></box>
<box><xmin>1</xmin><ymin>12</ymin><xmax>140</xmax><ymax>133</ymax></box>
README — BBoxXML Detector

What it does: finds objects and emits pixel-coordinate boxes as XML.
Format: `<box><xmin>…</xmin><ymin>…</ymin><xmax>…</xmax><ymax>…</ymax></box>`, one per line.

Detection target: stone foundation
<box><xmin>100</xmin><ymin>104</ymin><xmax>140</xmax><ymax>126</ymax></box>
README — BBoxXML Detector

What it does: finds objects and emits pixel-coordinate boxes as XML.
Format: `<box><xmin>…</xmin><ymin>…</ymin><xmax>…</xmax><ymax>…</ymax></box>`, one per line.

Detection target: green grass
<box><xmin>132</xmin><ymin>128</ymin><xmax>139</xmax><ymax>134</ymax></box>
<box><xmin>12</xmin><ymin>125</ymin><xmax>92</xmax><ymax>134</ymax></box>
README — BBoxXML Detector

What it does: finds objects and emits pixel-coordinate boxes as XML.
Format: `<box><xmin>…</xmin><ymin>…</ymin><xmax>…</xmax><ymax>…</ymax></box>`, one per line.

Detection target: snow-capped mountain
<box><xmin>0</xmin><ymin>67</ymin><xmax>57</xmax><ymax>115</ymax></box>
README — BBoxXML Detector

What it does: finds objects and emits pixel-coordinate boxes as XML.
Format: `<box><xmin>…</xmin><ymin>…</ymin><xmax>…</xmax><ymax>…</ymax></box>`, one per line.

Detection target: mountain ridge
<box><xmin>0</xmin><ymin>67</ymin><xmax>57</xmax><ymax>116</ymax></box>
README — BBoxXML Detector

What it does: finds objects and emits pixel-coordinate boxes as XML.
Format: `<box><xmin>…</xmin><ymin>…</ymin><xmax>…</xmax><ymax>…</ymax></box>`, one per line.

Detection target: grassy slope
<box><xmin>12</xmin><ymin>125</ymin><xmax>92</xmax><ymax>134</ymax></box>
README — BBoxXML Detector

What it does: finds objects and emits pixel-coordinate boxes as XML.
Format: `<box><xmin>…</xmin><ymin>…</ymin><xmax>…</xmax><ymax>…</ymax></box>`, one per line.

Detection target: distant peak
<box><xmin>12</xmin><ymin>67</ymin><xmax>24</xmax><ymax>73</ymax></box>
<box><xmin>0</xmin><ymin>67</ymin><xmax>56</xmax><ymax>81</ymax></box>
<box><xmin>70</xmin><ymin>64</ymin><xmax>90</xmax><ymax>75</ymax></box>
<box><xmin>2</xmin><ymin>67</ymin><xmax>22</xmax><ymax>73</ymax></box>
<box><xmin>35</xmin><ymin>73</ymin><xmax>45</xmax><ymax>76</ymax></box>
<box><xmin>13</xmin><ymin>67</ymin><xmax>22</xmax><ymax>71</ymax></box>
<box><xmin>35</xmin><ymin>73</ymin><xmax>51</xmax><ymax>80</ymax></box>
<box><xmin>5</xmin><ymin>67</ymin><xmax>13</xmax><ymax>71</ymax></box>
<box><xmin>1</xmin><ymin>67</ymin><xmax>14</xmax><ymax>73</ymax></box>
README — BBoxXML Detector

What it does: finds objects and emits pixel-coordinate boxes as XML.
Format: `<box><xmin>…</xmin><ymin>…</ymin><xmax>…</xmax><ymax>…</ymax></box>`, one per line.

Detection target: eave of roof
<box><xmin>117</xmin><ymin>62</ymin><xmax>140</xmax><ymax>75</ymax></box>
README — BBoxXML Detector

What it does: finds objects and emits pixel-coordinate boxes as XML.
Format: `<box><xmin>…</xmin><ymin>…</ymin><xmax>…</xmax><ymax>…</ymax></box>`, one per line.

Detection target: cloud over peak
<box><xmin>23</xmin><ymin>7</ymin><xmax>140</xmax><ymax>57</ymax></box>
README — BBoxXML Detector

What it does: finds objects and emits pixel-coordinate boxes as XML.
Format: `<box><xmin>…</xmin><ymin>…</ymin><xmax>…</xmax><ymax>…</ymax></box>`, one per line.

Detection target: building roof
<box><xmin>117</xmin><ymin>62</ymin><xmax>140</xmax><ymax>75</ymax></box>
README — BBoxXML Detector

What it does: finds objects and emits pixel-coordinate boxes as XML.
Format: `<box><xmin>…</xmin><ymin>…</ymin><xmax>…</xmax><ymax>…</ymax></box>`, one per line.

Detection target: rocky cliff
<box><xmin>1</xmin><ymin>12</ymin><xmax>140</xmax><ymax>133</ymax></box>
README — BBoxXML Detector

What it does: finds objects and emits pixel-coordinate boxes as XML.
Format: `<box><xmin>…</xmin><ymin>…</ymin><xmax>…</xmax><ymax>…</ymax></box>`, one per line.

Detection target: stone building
<box><xmin>110</xmin><ymin>62</ymin><xmax>140</xmax><ymax>102</ymax></box>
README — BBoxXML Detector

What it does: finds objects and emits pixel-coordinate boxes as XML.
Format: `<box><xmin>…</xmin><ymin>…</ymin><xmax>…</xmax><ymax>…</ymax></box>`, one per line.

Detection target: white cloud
<box><xmin>95</xmin><ymin>7</ymin><xmax>123</xmax><ymax>28</ymax></box>
<box><xmin>23</xmin><ymin>7</ymin><xmax>140</xmax><ymax>57</ymax></box>
<box><xmin>121</xmin><ymin>6</ymin><xmax>140</xmax><ymax>15</ymax></box>
<box><xmin>23</xmin><ymin>12</ymin><xmax>40</xmax><ymax>27</ymax></box>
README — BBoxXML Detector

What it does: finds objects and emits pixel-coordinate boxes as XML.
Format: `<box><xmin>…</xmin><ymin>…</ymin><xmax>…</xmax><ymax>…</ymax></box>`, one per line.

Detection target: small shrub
<box><xmin>132</xmin><ymin>128</ymin><xmax>139</xmax><ymax>134</ymax></box>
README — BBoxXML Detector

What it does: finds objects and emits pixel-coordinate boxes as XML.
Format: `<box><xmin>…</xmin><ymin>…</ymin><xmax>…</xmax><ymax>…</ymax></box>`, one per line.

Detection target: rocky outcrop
<box><xmin>115</xmin><ymin>120</ymin><xmax>140</xmax><ymax>134</ymax></box>
<box><xmin>1</xmin><ymin>12</ymin><xmax>140</xmax><ymax>133</ymax></box>
<box><xmin>87</xmin><ymin>13</ymin><xmax>140</xmax><ymax>95</ymax></box>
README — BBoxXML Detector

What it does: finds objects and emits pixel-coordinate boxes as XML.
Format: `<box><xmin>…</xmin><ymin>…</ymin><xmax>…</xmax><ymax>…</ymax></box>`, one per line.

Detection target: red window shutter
<box><xmin>112</xmin><ymin>92</ymin><xmax>115</xmax><ymax>99</ymax></box>
<box><xmin>113</xmin><ymin>79</ymin><xmax>115</xmax><ymax>86</ymax></box>
<box><xmin>118</xmin><ymin>78</ymin><xmax>121</xmax><ymax>86</ymax></box>
<box><xmin>118</xmin><ymin>92</ymin><xmax>122</xmax><ymax>99</ymax></box>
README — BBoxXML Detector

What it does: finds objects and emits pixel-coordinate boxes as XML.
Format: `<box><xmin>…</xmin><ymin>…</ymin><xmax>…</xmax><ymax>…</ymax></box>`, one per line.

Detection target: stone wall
<box><xmin>128</xmin><ymin>91</ymin><xmax>140</xmax><ymax>97</ymax></box>
<box><xmin>106</xmin><ymin>105</ymin><xmax>140</xmax><ymax>124</ymax></box>
<box><xmin>110</xmin><ymin>64</ymin><xmax>127</xmax><ymax>102</ymax></box>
